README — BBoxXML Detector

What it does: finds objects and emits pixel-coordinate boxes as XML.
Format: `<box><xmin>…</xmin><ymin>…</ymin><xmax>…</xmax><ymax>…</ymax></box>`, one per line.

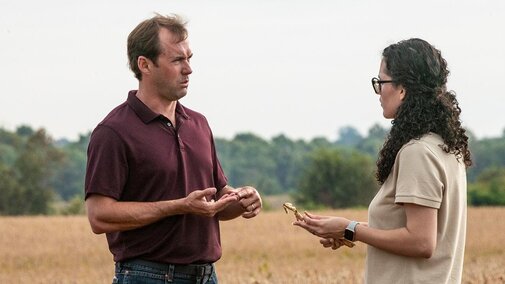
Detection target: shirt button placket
<box><xmin>177</xmin><ymin>133</ymin><xmax>184</xmax><ymax>150</ymax></box>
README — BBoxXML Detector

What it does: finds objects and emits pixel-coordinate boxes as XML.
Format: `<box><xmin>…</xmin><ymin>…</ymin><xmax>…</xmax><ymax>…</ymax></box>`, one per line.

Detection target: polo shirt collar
<box><xmin>127</xmin><ymin>90</ymin><xmax>190</xmax><ymax>124</ymax></box>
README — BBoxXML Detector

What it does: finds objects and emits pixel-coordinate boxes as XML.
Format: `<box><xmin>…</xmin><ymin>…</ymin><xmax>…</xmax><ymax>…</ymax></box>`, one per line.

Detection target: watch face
<box><xmin>344</xmin><ymin>229</ymin><xmax>353</xmax><ymax>241</ymax></box>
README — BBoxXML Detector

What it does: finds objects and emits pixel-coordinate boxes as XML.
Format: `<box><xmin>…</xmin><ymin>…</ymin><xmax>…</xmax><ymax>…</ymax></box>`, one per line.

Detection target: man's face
<box><xmin>150</xmin><ymin>28</ymin><xmax>193</xmax><ymax>101</ymax></box>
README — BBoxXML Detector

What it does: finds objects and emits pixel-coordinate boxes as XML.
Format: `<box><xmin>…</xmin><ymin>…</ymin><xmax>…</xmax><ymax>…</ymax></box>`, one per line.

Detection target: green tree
<box><xmin>0</xmin><ymin>127</ymin><xmax>23</xmax><ymax>147</ymax></box>
<box><xmin>14</xmin><ymin>129</ymin><xmax>64</xmax><ymax>214</ymax></box>
<box><xmin>51</xmin><ymin>133</ymin><xmax>89</xmax><ymax>200</ymax></box>
<box><xmin>467</xmin><ymin>135</ymin><xmax>505</xmax><ymax>182</ymax></box>
<box><xmin>308</xmin><ymin>137</ymin><xmax>333</xmax><ymax>149</ymax></box>
<box><xmin>0</xmin><ymin>143</ymin><xmax>17</xmax><ymax>166</ymax></box>
<box><xmin>0</xmin><ymin>128</ymin><xmax>23</xmax><ymax>166</ymax></box>
<box><xmin>0</xmin><ymin>162</ymin><xmax>25</xmax><ymax>215</ymax></box>
<box><xmin>336</xmin><ymin>126</ymin><xmax>362</xmax><ymax>147</ymax></box>
<box><xmin>468</xmin><ymin>167</ymin><xmax>505</xmax><ymax>206</ymax></box>
<box><xmin>296</xmin><ymin>147</ymin><xmax>378</xmax><ymax>208</ymax></box>
<box><xmin>59</xmin><ymin>194</ymin><xmax>86</xmax><ymax>215</ymax></box>
<box><xmin>270</xmin><ymin>134</ymin><xmax>307</xmax><ymax>192</ymax></box>
<box><xmin>220</xmin><ymin>133</ymin><xmax>282</xmax><ymax>194</ymax></box>
<box><xmin>16</xmin><ymin>125</ymin><xmax>35</xmax><ymax>137</ymax></box>
<box><xmin>356</xmin><ymin>123</ymin><xmax>388</xmax><ymax>157</ymax></box>
<box><xmin>215</xmin><ymin>137</ymin><xmax>233</xmax><ymax>176</ymax></box>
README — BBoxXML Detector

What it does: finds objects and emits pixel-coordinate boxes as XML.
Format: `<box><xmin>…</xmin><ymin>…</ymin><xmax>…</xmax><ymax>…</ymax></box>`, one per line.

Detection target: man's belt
<box><xmin>118</xmin><ymin>259</ymin><xmax>213</xmax><ymax>276</ymax></box>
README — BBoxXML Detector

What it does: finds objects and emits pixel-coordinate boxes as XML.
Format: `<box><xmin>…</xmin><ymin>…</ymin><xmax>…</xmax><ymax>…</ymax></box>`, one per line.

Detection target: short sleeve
<box><xmin>209</xmin><ymin>127</ymin><xmax>228</xmax><ymax>191</ymax></box>
<box><xmin>395</xmin><ymin>142</ymin><xmax>444</xmax><ymax>209</ymax></box>
<box><xmin>84</xmin><ymin>125</ymin><xmax>128</xmax><ymax>200</ymax></box>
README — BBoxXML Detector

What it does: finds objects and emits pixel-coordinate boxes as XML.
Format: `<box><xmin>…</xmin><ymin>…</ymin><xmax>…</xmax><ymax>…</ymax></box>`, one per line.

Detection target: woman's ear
<box><xmin>399</xmin><ymin>87</ymin><xmax>406</xmax><ymax>100</ymax></box>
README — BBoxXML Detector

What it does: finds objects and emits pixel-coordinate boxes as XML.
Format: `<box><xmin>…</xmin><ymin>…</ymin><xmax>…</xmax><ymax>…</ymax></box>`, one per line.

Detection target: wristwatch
<box><xmin>344</xmin><ymin>221</ymin><xmax>360</xmax><ymax>242</ymax></box>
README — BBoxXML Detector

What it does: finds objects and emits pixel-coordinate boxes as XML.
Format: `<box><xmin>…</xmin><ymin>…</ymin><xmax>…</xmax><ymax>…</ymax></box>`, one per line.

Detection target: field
<box><xmin>1</xmin><ymin>207</ymin><xmax>504</xmax><ymax>284</ymax></box>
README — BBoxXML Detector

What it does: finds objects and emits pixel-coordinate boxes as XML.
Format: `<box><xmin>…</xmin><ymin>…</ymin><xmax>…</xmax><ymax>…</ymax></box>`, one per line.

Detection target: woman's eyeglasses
<box><xmin>371</xmin><ymin>77</ymin><xmax>394</xmax><ymax>94</ymax></box>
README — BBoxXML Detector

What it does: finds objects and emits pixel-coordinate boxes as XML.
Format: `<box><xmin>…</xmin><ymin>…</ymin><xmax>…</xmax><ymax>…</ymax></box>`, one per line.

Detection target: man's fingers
<box><xmin>213</xmin><ymin>194</ymin><xmax>238</xmax><ymax>208</ymax></box>
<box><xmin>244</xmin><ymin>201</ymin><xmax>260</xmax><ymax>212</ymax></box>
<box><xmin>184</xmin><ymin>187</ymin><xmax>243</xmax><ymax>217</ymax></box>
<box><xmin>241</xmin><ymin>211</ymin><xmax>255</xmax><ymax>219</ymax></box>
<box><xmin>192</xmin><ymin>187</ymin><xmax>217</xmax><ymax>199</ymax></box>
<box><xmin>237</xmin><ymin>190</ymin><xmax>262</xmax><ymax>212</ymax></box>
<box><xmin>218</xmin><ymin>192</ymin><xmax>239</xmax><ymax>200</ymax></box>
<box><xmin>242</xmin><ymin>205</ymin><xmax>260</xmax><ymax>219</ymax></box>
<box><xmin>236</xmin><ymin>186</ymin><xmax>253</xmax><ymax>199</ymax></box>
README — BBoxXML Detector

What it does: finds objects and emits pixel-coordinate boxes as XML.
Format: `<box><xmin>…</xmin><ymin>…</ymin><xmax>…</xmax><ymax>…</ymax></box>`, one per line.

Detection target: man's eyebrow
<box><xmin>172</xmin><ymin>53</ymin><xmax>193</xmax><ymax>60</ymax></box>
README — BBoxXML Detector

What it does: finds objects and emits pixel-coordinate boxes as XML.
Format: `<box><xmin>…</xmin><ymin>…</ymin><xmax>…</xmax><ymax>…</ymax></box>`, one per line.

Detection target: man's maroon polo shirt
<box><xmin>85</xmin><ymin>90</ymin><xmax>228</xmax><ymax>264</ymax></box>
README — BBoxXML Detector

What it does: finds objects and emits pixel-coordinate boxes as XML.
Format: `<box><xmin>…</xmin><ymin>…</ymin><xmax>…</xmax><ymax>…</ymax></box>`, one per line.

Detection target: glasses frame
<box><xmin>371</xmin><ymin>77</ymin><xmax>395</xmax><ymax>94</ymax></box>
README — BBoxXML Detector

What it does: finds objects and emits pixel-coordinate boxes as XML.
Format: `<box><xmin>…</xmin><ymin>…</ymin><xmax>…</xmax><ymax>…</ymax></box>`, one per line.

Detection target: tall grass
<box><xmin>0</xmin><ymin>208</ymin><xmax>504</xmax><ymax>283</ymax></box>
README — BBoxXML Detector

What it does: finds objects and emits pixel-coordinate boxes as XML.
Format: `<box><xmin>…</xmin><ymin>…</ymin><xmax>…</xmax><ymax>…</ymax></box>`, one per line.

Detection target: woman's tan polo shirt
<box><xmin>366</xmin><ymin>133</ymin><xmax>467</xmax><ymax>284</ymax></box>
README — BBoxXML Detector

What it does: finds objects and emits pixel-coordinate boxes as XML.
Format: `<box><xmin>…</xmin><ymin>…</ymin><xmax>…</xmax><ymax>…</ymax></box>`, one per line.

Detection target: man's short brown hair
<box><xmin>127</xmin><ymin>14</ymin><xmax>188</xmax><ymax>80</ymax></box>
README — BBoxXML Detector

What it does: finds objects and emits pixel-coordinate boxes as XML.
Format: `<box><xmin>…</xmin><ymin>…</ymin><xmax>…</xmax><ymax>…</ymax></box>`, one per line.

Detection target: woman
<box><xmin>294</xmin><ymin>38</ymin><xmax>472</xmax><ymax>283</ymax></box>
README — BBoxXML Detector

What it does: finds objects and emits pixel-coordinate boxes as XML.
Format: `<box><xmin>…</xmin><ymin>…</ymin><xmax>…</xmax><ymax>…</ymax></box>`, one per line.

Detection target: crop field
<box><xmin>0</xmin><ymin>207</ymin><xmax>504</xmax><ymax>283</ymax></box>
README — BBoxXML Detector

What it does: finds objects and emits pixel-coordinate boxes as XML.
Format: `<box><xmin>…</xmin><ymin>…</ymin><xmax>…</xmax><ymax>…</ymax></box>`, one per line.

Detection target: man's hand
<box><xmin>236</xmin><ymin>186</ymin><xmax>262</xmax><ymax>218</ymax></box>
<box><xmin>183</xmin><ymin>187</ymin><xmax>239</xmax><ymax>217</ymax></box>
<box><xmin>216</xmin><ymin>185</ymin><xmax>262</xmax><ymax>220</ymax></box>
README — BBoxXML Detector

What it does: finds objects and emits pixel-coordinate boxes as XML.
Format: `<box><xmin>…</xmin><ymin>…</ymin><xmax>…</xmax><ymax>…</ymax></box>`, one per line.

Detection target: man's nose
<box><xmin>182</xmin><ymin>61</ymin><xmax>192</xmax><ymax>75</ymax></box>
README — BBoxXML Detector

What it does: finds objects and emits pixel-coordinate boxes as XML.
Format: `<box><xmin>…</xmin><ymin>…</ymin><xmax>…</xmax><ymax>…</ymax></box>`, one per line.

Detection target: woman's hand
<box><xmin>320</xmin><ymin>237</ymin><xmax>346</xmax><ymax>250</ymax></box>
<box><xmin>293</xmin><ymin>211</ymin><xmax>350</xmax><ymax>240</ymax></box>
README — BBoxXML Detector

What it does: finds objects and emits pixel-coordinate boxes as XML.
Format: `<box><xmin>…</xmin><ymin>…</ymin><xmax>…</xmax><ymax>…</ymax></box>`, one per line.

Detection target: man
<box><xmin>85</xmin><ymin>14</ymin><xmax>262</xmax><ymax>284</ymax></box>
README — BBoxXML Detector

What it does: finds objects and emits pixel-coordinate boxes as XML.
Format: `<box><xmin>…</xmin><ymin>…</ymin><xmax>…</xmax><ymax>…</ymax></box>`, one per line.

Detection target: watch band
<box><xmin>344</xmin><ymin>221</ymin><xmax>360</xmax><ymax>242</ymax></box>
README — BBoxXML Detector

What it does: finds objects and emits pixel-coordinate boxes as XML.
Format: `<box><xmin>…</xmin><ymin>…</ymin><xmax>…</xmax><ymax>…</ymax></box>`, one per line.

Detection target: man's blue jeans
<box><xmin>113</xmin><ymin>259</ymin><xmax>218</xmax><ymax>284</ymax></box>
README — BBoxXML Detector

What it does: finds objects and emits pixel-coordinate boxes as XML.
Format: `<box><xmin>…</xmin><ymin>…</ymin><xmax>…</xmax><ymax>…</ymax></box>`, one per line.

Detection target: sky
<box><xmin>1</xmin><ymin>0</ymin><xmax>504</xmax><ymax>142</ymax></box>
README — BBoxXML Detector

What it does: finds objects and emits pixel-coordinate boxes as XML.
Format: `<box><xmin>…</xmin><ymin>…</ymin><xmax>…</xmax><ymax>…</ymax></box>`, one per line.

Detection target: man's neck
<box><xmin>136</xmin><ymin>87</ymin><xmax>178</xmax><ymax>125</ymax></box>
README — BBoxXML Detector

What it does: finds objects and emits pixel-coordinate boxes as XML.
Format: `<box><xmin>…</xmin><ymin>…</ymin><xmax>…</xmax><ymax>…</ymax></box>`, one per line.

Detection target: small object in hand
<box><xmin>282</xmin><ymin>202</ymin><xmax>355</xmax><ymax>248</ymax></box>
<box><xmin>283</xmin><ymin>202</ymin><xmax>304</xmax><ymax>221</ymax></box>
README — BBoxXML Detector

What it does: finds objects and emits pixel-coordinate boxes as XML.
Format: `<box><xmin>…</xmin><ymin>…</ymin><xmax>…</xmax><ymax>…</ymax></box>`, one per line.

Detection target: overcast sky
<box><xmin>1</xmin><ymin>0</ymin><xmax>504</xmax><ymax>141</ymax></box>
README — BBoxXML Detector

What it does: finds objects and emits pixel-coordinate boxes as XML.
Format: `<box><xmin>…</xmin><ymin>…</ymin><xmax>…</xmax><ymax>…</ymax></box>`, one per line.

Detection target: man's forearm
<box><xmin>87</xmin><ymin>187</ymin><xmax>240</xmax><ymax>233</ymax></box>
<box><xmin>86</xmin><ymin>195</ymin><xmax>185</xmax><ymax>234</ymax></box>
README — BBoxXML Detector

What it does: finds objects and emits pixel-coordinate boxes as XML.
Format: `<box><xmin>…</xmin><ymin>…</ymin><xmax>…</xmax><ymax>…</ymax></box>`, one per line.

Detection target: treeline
<box><xmin>0</xmin><ymin>126</ymin><xmax>87</xmax><ymax>215</ymax></box>
<box><xmin>1</xmin><ymin>124</ymin><xmax>504</xmax><ymax>215</ymax></box>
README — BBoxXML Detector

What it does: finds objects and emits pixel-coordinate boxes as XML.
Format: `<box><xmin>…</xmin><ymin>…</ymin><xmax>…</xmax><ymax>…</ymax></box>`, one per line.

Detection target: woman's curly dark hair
<box><xmin>376</xmin><ymin>38</ymin><xmax>472</xmax><ymax>184</ymax></box>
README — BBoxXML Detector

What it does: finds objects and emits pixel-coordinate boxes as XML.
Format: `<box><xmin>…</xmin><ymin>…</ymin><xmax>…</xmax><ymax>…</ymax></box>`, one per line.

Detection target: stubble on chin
<box><xmin>161</xmin><ymin>88</ymin><xmax>188</xmax><ymax>101</ymax></box>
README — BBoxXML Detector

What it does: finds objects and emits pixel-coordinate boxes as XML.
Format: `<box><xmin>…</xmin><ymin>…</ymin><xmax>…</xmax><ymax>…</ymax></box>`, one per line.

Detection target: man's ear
<box><xmin>137</xmin><ymin>56</ymin><xmax>151</xmax><ymax>75</ymax></box>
